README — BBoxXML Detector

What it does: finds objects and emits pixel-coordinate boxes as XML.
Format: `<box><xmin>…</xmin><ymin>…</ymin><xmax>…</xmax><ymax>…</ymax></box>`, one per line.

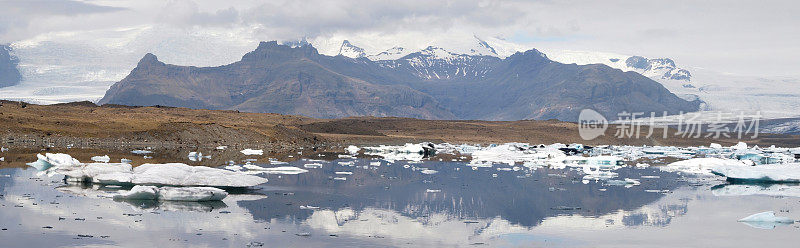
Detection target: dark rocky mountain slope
<box><xmin>99</xmin><ymin>41</ymin><xmax>700</xmax><ymax>121</ymax></box>
<box><xmin>0</xmin><ymin>45</ymin><xmax>22</xmax><ymax>88</ymax></box>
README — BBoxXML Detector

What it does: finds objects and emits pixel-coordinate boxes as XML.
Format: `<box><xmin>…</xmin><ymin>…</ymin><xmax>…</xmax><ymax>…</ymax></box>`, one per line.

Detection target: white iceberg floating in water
<box><xmin>420</xmin><ymin>169</ymin><xmax>438</xmax><ymax>175</ymax></box>
<box><xmin>362</xmin><ymin>143</ymin><xmax>434</xmax><ymax>162</ymax></box>
<box><xmin>346</xmin><ymin>145</ymin><xmax>360</xmax><ymax>155</ymax></box>
<box><xmin>712</xmin><ymin>184</ymin><xmax>800</xmax><ymax>198</ymax></box>
<box><xmin>121</xmin><ymin>163</ymin><xmax>268</xmax><ymax>187</ymax></box>
<box><xmin>131</xmin><ymin>150</ymin><xmax>152</xmax><ymax>155</ymax></box>
<box><xmin>241</xmin><ymin>149</ymin><xmax>264</xmax><ymax>155</ymax></box>
<box><xmin>113</xmin><ymin>185</ymin><xmax>228</xmax><ymax>201</ymax></box>
<box><xmin>661</xmin><ymin>158</ymin><xmax>747</xmax><ymax>175</ymax></box>
<box><xmin>711</xmin><ymin>163</ymin><xmax>800</xmax><ymax>183</ymax></box>
<box><xmin>241</xmin><ymin>165</ymin><xmax>309</xmax><ymax>175</ymax></box>
<box><xmin>737</xmin><ymin>211</ymin><xmax>795</xmax><ymax>229</ymax></box>
<box><xmin>304</xmin><ymin>163</ymin><xmax>323</xmax><ymax>169</ymax></box>
<box><xmin>29</xmin><ymin>153</ymin><xmax>267</xmax><ymax>187</ymax></box>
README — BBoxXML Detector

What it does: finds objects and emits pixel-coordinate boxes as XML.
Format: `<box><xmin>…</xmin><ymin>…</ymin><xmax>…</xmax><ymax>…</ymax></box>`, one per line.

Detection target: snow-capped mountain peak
<box><xmin>471</xmin><ymin>35</ymin><xmax>498</xmax><ymax>56</ymax></box>
<box><xmin>366</xmin><ymin>46</ymin><xmax>408</xmax><ymax>61</ymax></box>
<box><xmin>418</xmin><ymin>46</ymin><xmax>459</xmax><ymax>60</ymax></box>
<box><xmin>337</xmin><ymin>40</ymin><xmax>366</xmax><ymax>58</ymax></box>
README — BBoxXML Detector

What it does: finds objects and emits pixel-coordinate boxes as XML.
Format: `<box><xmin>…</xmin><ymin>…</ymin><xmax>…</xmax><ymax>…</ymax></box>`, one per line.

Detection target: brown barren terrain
<box><xmin>1</xmin><ymin>100</ymin><xmax>798</xmax><ymax>152</ymax></box>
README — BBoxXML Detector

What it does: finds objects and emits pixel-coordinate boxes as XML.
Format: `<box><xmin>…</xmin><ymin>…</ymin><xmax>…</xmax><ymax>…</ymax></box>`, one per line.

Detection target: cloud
<box><xmin>156</xmin><ymin>0</ymin><xmax>239</xmax><ymax>27</ymax></box>
<box><xmin>0</xmin><ymin>0</ymin><xmax>126</xmax><ymax>42</ymax></box>
<box><xmin>1</xmin><ymin>0</ymin><xmax>799</xmax><ymax>76</ymax></box>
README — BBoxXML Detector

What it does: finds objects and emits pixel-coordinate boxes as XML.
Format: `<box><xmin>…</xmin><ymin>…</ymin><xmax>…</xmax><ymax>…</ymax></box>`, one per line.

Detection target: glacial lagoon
<box><xmin>0</xmin><ymin>144</ymin><xmax>799</xmax><ymax>247</ymax></box>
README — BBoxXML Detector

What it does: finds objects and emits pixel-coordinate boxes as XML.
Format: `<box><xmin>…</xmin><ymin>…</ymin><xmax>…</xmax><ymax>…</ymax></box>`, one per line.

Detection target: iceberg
<box><xmin>156</xmin><ymin>186</ymin><xmax>228</xmax><ymax>201</ymax></box>
<box><xmin>241</xmin><ymin>149</ymin><xmax>264</xmax><ymax>155</ymax></box>
<box><xmin>304</xmin><ymin>163</ymin><xmax>323</xmax><ymax>169</ymax></box>
<box><xmin>241</xmin><ymin>165</ymin><xmax>309</xmax><ymax>175</ymax></box>
<box><xmin>113</xmin><ymin>185</ymin><xmax>228</xmax><ymax>201</ymax></box>
<box><xmin>661</xmin><ymin>158</ymin><xmax>747</xmax><ymax>175</ymax></box>
<box><xmin>346</xmin><ymin>145</ymin><xmax>360</xmax><ymax>155</ymax></box>
<box><xmin>362</xmin><ymin>143</ymin><xmax>435</xmax><ymax>162</ymax></box>
<box><xmin>123</xmin><ymin>163</ymin><xmax>269</xmax><ymax>187</ymax></box>
<box><xmin>113</xmin><ymin>185</ymin><xmax>159</xmax><ymax>200</ymax></box>
<box><xmin>91</xmin><ymin>155</ymin><xmax>110</xmax><ymax>163</ymax></box>
<box><xmin>711</xmin><ymin>163</ymin><xmax>800</xmax><ymax>183</ymax></box>
<box><xmin>712</xmin><ymin>184</ymin><xmax>800</xmax><ymax>198</ymax></box>
<box><xmin>420</xmin><ymin>169</ymin><xmax>438</xmax><ymax>175</ymax></box>
<box><xmin>737</xmin><ymin>211</ymin><xmax>794</xmax><ymax>229</ymax></box>
<box><xmin>63</xmin><ymin>163</ymin><xmax>133</xmax><ymax>183</ymax></box>
<box><xmin>29</xmin><ymin>153</ymin><xmax>268</xmax><ymax>187</ymax></box>
<box><xmin>131</xmin><ymin>150</ymin><xmax>152</xmax><ymax>155</ymax></box>
<box><xmin>732</xmin><ymin>142</ymin><xmax>748</xmax><ymax>150</ymax></box>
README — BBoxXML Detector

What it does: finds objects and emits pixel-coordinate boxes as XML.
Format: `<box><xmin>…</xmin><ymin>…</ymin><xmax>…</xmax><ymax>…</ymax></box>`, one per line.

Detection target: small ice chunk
<box><xmin>710</xmin><ymin>143</ymin><xmax>722</xmax><ymax>149</ymax></box>
<box><xmin>335</xmin><ymin>171</ymin><xmax>353</xmax><ymax>175</ymax></box>
<box><xmin>216</xmin><ymin>146</ymin><xmax>227</xmax><ymax>150</ymax></box>
<box><xmin>120</xmin><ymin>158</ymin><xmax>132</xmax><ymax>163</ymax></box>
<box><xmin>91</xmin><ymin>155</ymin><xmax>110</xmax><ymax>163</ymax></box>
<box><xmin>131</xmin><ymin>150</ymin><xmax>152</xmax><ymax>155</ymax></box>
<box><xmin>346</xmin><ymin>145</ymin><xmax>360</xmax><ymax>154</ymax></box>
<box><xmin>243</xmin><ymin>165</ymin><xmax>309</xmax><ymax>175</ymax></box>
<box><xmin>421</xmin><ymin>169</ymin><xmax>438</xmax><ymax>175</ymax></box>
<box><xmin>188</xmin><ymin>152</ymin><xmax>202</xmax><ymax>161</ymax></box>
<box><xmin>304</xmin><ymin>163</ymin><xmax>323</xmax><ymax>169</ymax></box>
<box><xmin>241</xmin><ymin>149</ymin><xmax>264</xmax><ymax>156</ymax></box>
<box><xmin>737</xmin><ymin>211</ymin><xmax>794</xmax><ymax>229</ymax></box>
<box><xmin>732</xmin><ymin>142</ymin><xmax>748</xmax><ymax>150</ymax></box>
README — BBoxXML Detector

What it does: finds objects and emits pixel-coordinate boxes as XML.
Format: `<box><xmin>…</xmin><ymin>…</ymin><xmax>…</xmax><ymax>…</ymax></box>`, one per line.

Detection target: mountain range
<box><xmin>99</xmin><ymin>41</ymin><xmax>700</xmax><ymax>121</ymax></box>
<box><xmin>0</xmin><ymin>44</ymin><xmax>22</xmax><ymax>88</ymax></box>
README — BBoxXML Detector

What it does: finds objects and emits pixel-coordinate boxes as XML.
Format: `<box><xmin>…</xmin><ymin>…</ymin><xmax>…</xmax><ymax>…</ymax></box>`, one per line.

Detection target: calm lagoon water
<box><xmin>0</xmin><ymin>148</ymin><xmax>798</xmax><ymax>247</ymax></box>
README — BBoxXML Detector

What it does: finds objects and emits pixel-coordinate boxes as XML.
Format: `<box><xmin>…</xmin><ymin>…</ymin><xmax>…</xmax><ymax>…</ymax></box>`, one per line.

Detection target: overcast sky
<box><xmin>1</xmin><ymin>0</ymin><xmax>799</xmax><ymax>76</ymax></box>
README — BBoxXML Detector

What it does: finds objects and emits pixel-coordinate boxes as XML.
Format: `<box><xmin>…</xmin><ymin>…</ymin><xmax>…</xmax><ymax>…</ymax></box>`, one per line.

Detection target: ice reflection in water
<box><xmin>1</xmin><ymin>151</ymin><xmax>799</xmax><ymax>247</ymax></box>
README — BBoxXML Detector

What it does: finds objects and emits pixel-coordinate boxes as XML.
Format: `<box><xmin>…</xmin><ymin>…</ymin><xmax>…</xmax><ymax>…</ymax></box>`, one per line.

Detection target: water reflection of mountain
<box><xmin>239</xmin><ymin>159</ymin><xmax>687</xmax><ymax>228</ymax></box>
